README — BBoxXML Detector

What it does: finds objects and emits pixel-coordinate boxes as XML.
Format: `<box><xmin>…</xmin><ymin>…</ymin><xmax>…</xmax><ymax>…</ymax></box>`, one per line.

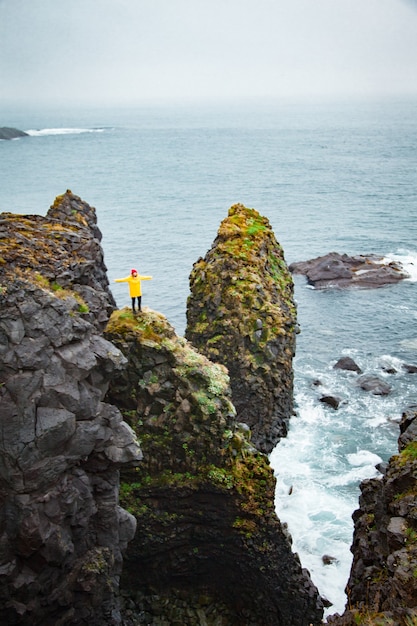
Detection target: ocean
<box><xmin>1</xmin><ymin>99</ymin><xmax>417</xmax><ymax>617</ymax></box>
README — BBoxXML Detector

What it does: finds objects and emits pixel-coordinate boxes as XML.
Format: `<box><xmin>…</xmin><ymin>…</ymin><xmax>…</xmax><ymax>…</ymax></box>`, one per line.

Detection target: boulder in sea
<box><xmin>334</xmin><ymin>356</ymin><xmax>362</xmax><ymax>373</ymax></box>
<box><xmin>0</xmin><ymin>126</ymin><xmax>28</xmax><ymax>140</ymax></box>
<box><xmin>290</xmin><ymin>252</ymin><xmax>409</xmax><ymax>289</ymax></box>
<box><xmin>320</xmin><ymin>394</ymin><xmax>343</xmax><ymax>410</ymax></box>
<box><xmin>185</xmin><ymin>203</ymin><xmax>297</xmax><ymax>454</ymax></box>
<box><xmin>356</xmin><ymin>374</ymin><xmax>392</xmax><ymax>396</ymax></box>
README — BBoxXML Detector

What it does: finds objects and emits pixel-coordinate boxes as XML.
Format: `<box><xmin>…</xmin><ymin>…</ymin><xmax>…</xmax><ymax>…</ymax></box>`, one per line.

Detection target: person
<box><xmin>114</xmin><ymin>268</ymin><xmax>152</xmax><ymax>313</ymax></box>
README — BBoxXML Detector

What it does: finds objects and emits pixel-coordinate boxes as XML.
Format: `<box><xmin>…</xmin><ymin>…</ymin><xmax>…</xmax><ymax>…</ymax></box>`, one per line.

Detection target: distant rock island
<box><xmin>0</xmin><ymin>126</ymin><xmax>28</xmax><ymax>140</ymax></box>
<box><xmin>290</xmin><ymin>251</ymin><xmax>409</xmax><ymax>288</ymax></box>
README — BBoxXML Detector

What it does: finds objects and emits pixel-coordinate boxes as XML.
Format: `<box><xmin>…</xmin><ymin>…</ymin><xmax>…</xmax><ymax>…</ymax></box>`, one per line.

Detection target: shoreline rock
<box><xmin>290</xmin><ymin>252</ymin><xmax>409</xmax><ymax>289</ymax></box>
<box><xmin>327</xmin><ymin>407</ymin><xmax>417</xmax><ymax>625</ymax></box>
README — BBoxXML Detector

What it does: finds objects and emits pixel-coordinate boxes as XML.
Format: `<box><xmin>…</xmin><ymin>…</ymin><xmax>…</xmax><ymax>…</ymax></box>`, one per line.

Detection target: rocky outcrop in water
<box><xmin>185</xmin><ymin>204</ymin><xmax>297</xmax><ymax>454</ymax></box>
<box><xmin>327</xmin><ymin>407</ymin><xmax>417</xmax><ymax>625</ymax></box>
<box><xmin>290</xmin><ymin>252</ymin><xmax>409</xmax><ymax>289</ymax></box>
<box><xmin>0</xmin><ymin>127</ymin><xmax>28</xmax><ymax>140</ymax></box>
<box><xmin>0</xmin><ymin>192</ymin><xmax>141</xmax><ymax>624</ymax></box>
<box><xmin>105</xmin><ymin>308</ymin><xmax>323</xmax><ymax>626</ymax></box>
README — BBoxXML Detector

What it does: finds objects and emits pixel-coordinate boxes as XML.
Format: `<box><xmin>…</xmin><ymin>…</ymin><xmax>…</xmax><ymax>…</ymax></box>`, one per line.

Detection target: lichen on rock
<box><xmin>105</xmin><ymin>307</ymin><xmax>323</xmax><ymax>626</ymax></box>
<box><xmin>185</xmin><ymin>203</ymin><xmax>297</xmax><ymax>454</ymax></box>
<box><xmin>0</xmin><ymin>194</ymin><xmax>141</xmax><ymax>625</ymax></box>
<box><xmin>327</xmin><ymin>407</ymin><xmax>417</xmax><ymax>626</ymax></box>
<box><xmin>0</xmin><ymin>190</ymin><xmax>116</xmax><ymax>330</ymax></box>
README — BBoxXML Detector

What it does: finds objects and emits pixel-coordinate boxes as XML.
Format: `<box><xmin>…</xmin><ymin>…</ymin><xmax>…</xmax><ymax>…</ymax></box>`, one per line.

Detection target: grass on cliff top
<box><xmin>191</xmin><ymin>204</ymin><xmax>296</xmax><ymax>327</ymax></box>
<box><xmin>107</xmin><ymin>308</ymin><xmax>230</xmax><ymax>387</ymax></box>
<box><xmin>106</xmin><ymin>307</ymin><xmax>176</xmax><ymax>346</ymax></box>
<box><xmin>0</xmin><ymin>210</ymin><xmax>86</xmax><ymax>276</ymax></box>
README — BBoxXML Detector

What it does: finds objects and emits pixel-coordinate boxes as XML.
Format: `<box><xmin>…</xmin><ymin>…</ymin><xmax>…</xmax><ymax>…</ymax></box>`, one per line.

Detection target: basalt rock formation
<box><xmin>0</xmin><ymin>127</ymin><xmax>28</xmax><ymax>140</ymax></box>
<box><xmin>0</xmin><ymin>190</ymin><xmax>116</xmax><ymax>331</ymax></box>
<box><xmin>327</xmin><ymin>407</ymin><xmax>417</xmax><ymax>625</ymax></box>
<box><xmin>185</xmin><ymin>204</ymin><xmax>297</xmax><ymax>454</ymax></box>
<box><xmin>0</xmin><ymin>192</ymin><xmax>141</xmax><ymax>624</ymax></box>
<box><xmin>290</xmin><ymin>252</ymin><xmax>409</xmax><ymax>289</ymax></box>
<box><xmin>105</xmin><ymin>308</ymin><xmax>323</xmax><ymax>626</ymax></box>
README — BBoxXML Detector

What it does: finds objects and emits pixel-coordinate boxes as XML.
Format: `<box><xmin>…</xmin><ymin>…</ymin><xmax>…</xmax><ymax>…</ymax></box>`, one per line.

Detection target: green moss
<box><xmin>395</xmin><ymin>442</ymin><xmax>417</xmax><ymax>467</ymax></box>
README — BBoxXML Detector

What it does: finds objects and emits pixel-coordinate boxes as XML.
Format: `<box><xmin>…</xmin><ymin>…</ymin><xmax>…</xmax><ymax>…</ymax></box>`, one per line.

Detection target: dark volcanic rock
<box><xmin>334</xmin><ymin>356</ymin><xmax>362</xmax><ymax>373</ymax></box>
<box><xmin>185</xmin><ymin>204</ymin><xmax>297</xmax><ymax>454</ymax></box>
<box><xmin>0</xmin><ymin>127</ymin><xmax>28</xmax><ymax>140</ymax></box>
<box><xmin>105</xmin><ymin>308</ymin><xmax>323</xmax><ymax>626</ymax></box>
<box><xmin>356</xmin><ymin>374</ymin><xmax>392</xmax><ymax>396</ymax></box>
<box><xmin>327</xmin><ymin>408</ymin><xmax>417</xmax><ymax>625</ymax></box>
<box><xmin>320</xmin><ymin>395</ymin><xmax>342</xmax><ymax>409</ymax></box>
<box><xmin>0</xmin><ymin>195</ymin><xmax>142</xmax><ymax>624</ymax></box>
<box><xmin>290</xmin><ymin>252</ymin><xmax>409</xmax><ymax>289</ymax></box>
<box><xmin>0</xmin><ymin>190</ymin><xmax>116</xmax><ymax>330</ymax></box>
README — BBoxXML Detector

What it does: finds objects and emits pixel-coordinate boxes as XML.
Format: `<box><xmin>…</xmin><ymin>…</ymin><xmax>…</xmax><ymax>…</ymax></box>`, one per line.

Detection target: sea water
<box><xmin>1</xmin><ymin>99</ymin><xmax>417</xmax><ymax>617</ymax></box>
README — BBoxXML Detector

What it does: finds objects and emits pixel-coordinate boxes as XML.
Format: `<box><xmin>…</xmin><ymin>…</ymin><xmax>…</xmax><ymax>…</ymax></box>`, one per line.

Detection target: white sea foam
<box><xmin>400</xmin><ymin>338</ymin><xmax>417</xmax><ymax>351</ymax></box>
<box><xmin>347</xmin><ymin>450</ymin><xmax>383</xmax><ymax>467</ymax></box>
<box><xmin>25</xmin><ymin>127</ymin><xmax>105</xmax><ymax>136</ymax></box>
<box><xmin>384</xmin><ymin>250</ymin><xmax>417</xmax><ymax>281</ymax></box>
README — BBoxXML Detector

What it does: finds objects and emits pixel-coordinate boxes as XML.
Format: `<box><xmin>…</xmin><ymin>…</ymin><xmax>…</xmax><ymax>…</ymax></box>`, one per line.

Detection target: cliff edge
<box><xmin>327</xmin><ymin>407</ymin><xmax>417</xmax><ymax>625</ymax></box>
<box><xmin>105</xmin><ymin>307</ymin><xmax>323</xmax><ymax>625</ymax></box>
<box><xmin>0</xmin><ymin>192</ymin><xmax>141</xmax><ymax>625</ymax></box>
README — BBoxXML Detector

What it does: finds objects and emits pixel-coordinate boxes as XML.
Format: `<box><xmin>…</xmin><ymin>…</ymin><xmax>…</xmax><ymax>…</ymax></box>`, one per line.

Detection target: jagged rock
<box><xmin>322</xmin><ymin>554</ymin><xmax>338</xmax><ymax>565</ymax></box>
<box><xmin>0</xmin><ymin>195</ymin><xmax>142</xmax><ymax>624</ymax></box>
<box><xmin>356</xmin><ymin>374</ymin><xmax>392</xmax><ymax>395</ymax></box>
<box><xmin>0</xmin><ymin>127</ymin><xmax>28</xmax><ymax>140</ymax></box>
<box><xmin>0</xmin><ymin>190</ymin><xmax>116</xmax><ymax>331</ymax></box>
<box><xmin>320</xmin><ymin>395</ymin><xmax>342</xmax><ymax>409</ymax></box>
<box><xmin>334</xmin><ymin>356</ymin><xmax>362</xmax><ymax>373</ymax></box>
<box><xmin>290</xmin><ymin>252</ymin><xmax>409</xmax><ymax>289</ymax></box>
<box><xmin>398</xmin><ymin>406</ymin><xmax>417</xmax><ymax>451</ymax></box>
<box><xmin>327</xmin><ymin>408</ymin><xmax>417</xmax><ymax>625</ymax></box>
<box><xmin>403</xmin><ymin>364</ymin><xmax>417</xmax><ymax>374</ymax></box>
<box><xmin>185</xmin><ymin>204</ymin><xmax>297</xmax><ymax>454</ymax></box>
<box><xmin>105</xmin><ymin>308</ymin><xmax>323</xmax><ymax>626</ymax></box>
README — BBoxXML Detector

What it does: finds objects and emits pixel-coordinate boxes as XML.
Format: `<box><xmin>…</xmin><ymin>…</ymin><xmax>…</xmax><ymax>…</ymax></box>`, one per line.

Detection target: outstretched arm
<box><xmin>139</xmin><ymin>275</ymin><xmax>153</xmax><ymax>281</ymax></box>
<box><xmin>114</xmin><ymin>277</ymin><xmax>130</xmax><ymax>283</ymax></box>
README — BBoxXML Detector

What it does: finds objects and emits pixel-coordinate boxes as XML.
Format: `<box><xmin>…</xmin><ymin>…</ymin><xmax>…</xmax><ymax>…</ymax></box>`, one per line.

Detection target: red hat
<box><xmin>131</xmin><ymin>268</ymin><xmax>137</xmax><ymax>275</ymax></box>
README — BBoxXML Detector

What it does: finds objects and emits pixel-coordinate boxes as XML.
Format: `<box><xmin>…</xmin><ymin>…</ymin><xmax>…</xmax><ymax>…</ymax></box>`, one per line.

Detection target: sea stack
<box><xmin>186</xmin><ymin>203</ymin><xmax>297</xmax><ymax>454</ymax></box>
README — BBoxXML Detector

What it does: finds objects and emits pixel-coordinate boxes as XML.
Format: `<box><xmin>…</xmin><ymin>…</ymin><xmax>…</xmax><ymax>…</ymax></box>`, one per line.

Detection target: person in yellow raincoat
<box><xmin>114</xmin><ymin>268</ymin><xmax>152</xmax><ymax>313</ymax></box>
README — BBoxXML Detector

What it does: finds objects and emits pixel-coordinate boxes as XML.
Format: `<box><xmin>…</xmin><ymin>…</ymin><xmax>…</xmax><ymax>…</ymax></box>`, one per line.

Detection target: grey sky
<box><xmin>1</xmin><ymin>0</ymin><xmax>417</xmax><ymax>104</ymax></box>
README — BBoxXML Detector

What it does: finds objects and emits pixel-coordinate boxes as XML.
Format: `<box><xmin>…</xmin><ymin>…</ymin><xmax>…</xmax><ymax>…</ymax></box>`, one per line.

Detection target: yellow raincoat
<box><xmin>114</xmin><ymin>274</ymin><xmax>152</xmax><ymax>297</ymax></box>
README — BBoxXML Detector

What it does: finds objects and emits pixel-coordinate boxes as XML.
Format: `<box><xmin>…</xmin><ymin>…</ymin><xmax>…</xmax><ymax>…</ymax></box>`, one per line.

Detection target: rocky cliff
<box><xmin>105</xmin><ymin>308</ymin><xmax>323</xmax><ymax>625</ymax></box>
<box><xmin>0</xmin><ymin>192</ymin><xmax>141</xmax><ymax>624</ymax></box>
<box><xmin>186</xmin><ymin>204</ymin><xmax>297</xmax><ymax>454</ymax></box>
<box><xmin>327</xmin><ymin>407</ymin><xmax>417</xmax><ymax>626</ymax></box>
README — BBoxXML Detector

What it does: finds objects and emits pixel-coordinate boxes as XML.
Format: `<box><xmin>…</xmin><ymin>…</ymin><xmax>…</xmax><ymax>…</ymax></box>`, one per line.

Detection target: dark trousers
<box><xmin>132</xmin><ymin>296</ymin><xmax>142</xmax><ymax>312</ymax></box>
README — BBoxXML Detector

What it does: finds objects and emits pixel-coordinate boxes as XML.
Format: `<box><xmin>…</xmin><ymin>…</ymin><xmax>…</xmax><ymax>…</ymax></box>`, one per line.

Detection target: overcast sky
<box><xmin>1</xmin><ymin>0</ymin><xmax>417</xmax><ymax>105</ymax></box>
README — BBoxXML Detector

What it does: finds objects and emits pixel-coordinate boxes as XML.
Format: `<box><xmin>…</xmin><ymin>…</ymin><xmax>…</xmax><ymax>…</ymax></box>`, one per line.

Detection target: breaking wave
<box><xmin>384</xmin><ymin>250</ymin><xmax>417</xmax><ymax>281</ymax></box>
<box><xmin>25</xmin><ymin>127</ymin><xmax>106</xmax><ymax>137</ymax></box>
